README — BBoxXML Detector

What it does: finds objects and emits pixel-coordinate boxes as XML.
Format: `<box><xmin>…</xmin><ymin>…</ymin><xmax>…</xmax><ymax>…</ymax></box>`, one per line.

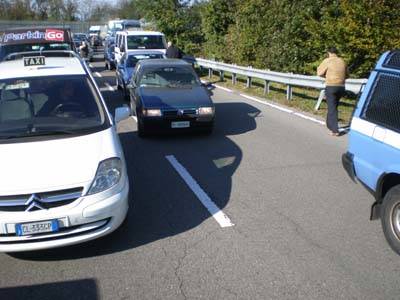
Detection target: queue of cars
<box><xmin>0</xmin><ymin>26</ymin><xmax>131</xmax><ymax>252</ymax></box>
<box><xmin>0</xmin><ymin>24</ymin><xmax>215</xmax><ymax>252</ymax></box>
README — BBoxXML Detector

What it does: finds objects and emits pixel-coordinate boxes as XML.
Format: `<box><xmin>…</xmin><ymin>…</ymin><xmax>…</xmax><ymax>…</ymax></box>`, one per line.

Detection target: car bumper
<box><xmin>0</xmin><ymin>178</ymin><xmax>129</xmax><ymax>252</ymax></box>
<box><xmin>142</xmin><ymin>116</ymin><xmax>214</xmax><ymax>133</ymax></box>
<box><xmin>342</xmin><ymin>152</ymin><xmax>356</xmax><ymax>181</ymax></box>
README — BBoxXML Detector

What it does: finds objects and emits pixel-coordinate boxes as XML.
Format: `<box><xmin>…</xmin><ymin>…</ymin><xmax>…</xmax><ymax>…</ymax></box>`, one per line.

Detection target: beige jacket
<box><xmin>317</xmin><ymin>54</ymin><xmax>348</xmax><ymax>86</ymax></box>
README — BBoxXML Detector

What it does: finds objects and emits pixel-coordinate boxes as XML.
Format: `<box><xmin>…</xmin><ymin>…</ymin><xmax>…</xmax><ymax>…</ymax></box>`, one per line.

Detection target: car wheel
<box><xmin>381</xmin><ymin>185</ymin><xmax>400</xmax><ymax>255</ymax></box>
<box><xmin>137</xmin><ymin>110</ymin><xmax>147</xmax><ymax>138</ymax></box>
<box><xmin>123</xmin><ymin>85</ymin><xmax>129</xmax><ymax>101</ymax></box>
<box><xmin>116</xmin><ymin>77</ymin><xmax>122</xmax><ymax>90</ymax></box>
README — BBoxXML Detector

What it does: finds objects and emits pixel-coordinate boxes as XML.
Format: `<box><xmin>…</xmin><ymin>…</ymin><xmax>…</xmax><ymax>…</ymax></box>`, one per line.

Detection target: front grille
<box><xmin>0</xmin><ymin>187</ymin><xmax>83</xmax><ymax>212</ymax></box>
<box><xmin>383</xmin><ymin>51</ymin><xmax>400</xmax><ymax>70</ymax></box>
<box><xmin>163</xmin><ymin>108</ymin><xmax>198</xmax><ymax>118</ymax></box>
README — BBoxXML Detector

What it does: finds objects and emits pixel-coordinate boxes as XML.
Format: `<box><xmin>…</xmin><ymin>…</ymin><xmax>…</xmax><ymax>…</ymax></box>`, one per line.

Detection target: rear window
<box><xmin>127</xmin><ymin>35</ymin><xmax>166</xmax><ymax>50</ymax></box>
<box><xmin>1</xmin><ymin>43</ymin><xmax>72</xmax><ymax>60</ymax></box>
<box><xmin>363</xmin><ymin>73</ymin><xmax>400</xmax><ymax>132</ymax></box>
<box><xmin>126</xmin><ymin>53</ymin><xmax>164</xmax><ymax>67</ymax></box>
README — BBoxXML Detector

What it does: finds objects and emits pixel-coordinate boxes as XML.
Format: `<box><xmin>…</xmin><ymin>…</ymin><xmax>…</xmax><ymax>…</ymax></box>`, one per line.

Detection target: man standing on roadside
<box><xmin>166</xmin><ymin>40</ymin><xmax>183</xmax><ymax>59</ymax></box>
<box><xmin>317</xmin><ymin>47</ymin><xmax>348</xmax><ymax>136</ymax></box>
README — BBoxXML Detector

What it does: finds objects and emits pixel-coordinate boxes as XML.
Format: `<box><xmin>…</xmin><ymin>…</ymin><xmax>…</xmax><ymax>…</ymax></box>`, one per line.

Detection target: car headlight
<box><xmin>198</xmin><ymin>107</ymin><xmax>214</xmax><ymax>115</ymax></box>
<box><xmin>143</xmin><ymin>109</ymin><xmax>162</xmax><ymax>117</ymax></box>
<box><xmin>87</xmin><ymin>158</ymin><xmax>122</xmax><ymax>195</ymax></box>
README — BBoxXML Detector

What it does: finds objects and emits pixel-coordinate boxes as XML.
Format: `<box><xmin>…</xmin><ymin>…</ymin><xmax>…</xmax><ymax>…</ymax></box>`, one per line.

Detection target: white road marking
<box><xmin>89</xmin><ymin>63</ymin><xmax>94</xmax><ymax>68</ymax></box>
<box><xmin>166</xmin><ymin>155</ymin><xmax>234</xmax><ymax>228</ymax></box>
<box><xmin>211</xmin><ymin>83</ymin><xmax>327</xmax><ymax>126</ymax></box>
<box><xmin>214</xmin><ymin>85</ymin><xmax>233</xmax><ymax>93</ymax></box>
<box><xmin>105</xmin><ymin>82</ymin><xmax>115</xmax><ymax>92</ymax></box>
<box><xmin>238</xmin><ymin>93</ymin><xmax>293</xmax><ymax>113</ymax></box>
<box><xmin>94</xmin><ymin>72</ymin><xmax>102</xmax><ymax>78</ymax></box>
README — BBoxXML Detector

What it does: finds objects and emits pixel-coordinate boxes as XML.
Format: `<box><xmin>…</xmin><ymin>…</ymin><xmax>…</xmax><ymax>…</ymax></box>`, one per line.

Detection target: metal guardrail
<box><xmin>194</xmin><ymin>58</ymin><xmax>368</xmax><ymax>110</ymax></box>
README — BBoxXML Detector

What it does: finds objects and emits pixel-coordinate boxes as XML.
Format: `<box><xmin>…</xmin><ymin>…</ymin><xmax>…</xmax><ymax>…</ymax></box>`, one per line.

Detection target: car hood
<box><xmin>139</xmin><ymin>86</ymin><xmax>212</xmax><ymax>109</ymax></box>
<box><xmin>0</xmin><ymin>128</ymin><xmax>120</xmax><ymax>195</ymax></box>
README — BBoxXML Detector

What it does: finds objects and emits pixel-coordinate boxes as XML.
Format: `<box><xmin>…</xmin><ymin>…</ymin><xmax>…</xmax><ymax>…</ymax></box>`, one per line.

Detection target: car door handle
<box><xmin>372</xmin><ymin>126</ymin><xmax>386</xmax><ymax>142</ymax></box>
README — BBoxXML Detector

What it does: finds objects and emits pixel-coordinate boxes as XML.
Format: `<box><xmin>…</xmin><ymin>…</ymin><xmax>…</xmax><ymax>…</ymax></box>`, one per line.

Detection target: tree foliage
<box><xmin>1</xmin><ymin>0</ymin><xmax>399</xmax><ymax>76</ymax></box>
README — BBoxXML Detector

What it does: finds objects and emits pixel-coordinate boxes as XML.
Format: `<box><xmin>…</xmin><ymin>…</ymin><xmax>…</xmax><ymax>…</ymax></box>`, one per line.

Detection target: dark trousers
<box><xmin>325</xmin><ymin>86</ymin><xmax>345</xmax><ymax>133</ymax></box>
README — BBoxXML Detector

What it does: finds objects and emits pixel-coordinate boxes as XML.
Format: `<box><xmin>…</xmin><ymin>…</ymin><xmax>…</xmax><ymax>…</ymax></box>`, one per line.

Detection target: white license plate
<box><xmin>15</xmin><ymin>220</ymin><xmax>59</xmax><ymax>236</ymax></box>
<box><xmin>171</xmin><ymin>121</ymin><xmax>190</xmax><ymax>128</ymax></box>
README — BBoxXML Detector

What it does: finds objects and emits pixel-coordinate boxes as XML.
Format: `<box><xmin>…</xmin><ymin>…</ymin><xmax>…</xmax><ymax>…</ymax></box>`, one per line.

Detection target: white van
<box><xmin>114</xmin><ymin>31</ymin><xmax>167</xmax><ymax>64</ymax></box>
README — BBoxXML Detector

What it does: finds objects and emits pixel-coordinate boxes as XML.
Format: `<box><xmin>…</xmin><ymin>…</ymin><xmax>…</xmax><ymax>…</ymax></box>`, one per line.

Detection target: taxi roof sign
<box><xmin>24</xmin><ymin>56</ymin><xmax>45</xmax><ymax>67</ymax></box>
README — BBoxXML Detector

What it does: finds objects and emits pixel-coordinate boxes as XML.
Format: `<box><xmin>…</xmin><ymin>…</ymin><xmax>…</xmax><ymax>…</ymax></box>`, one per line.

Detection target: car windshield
<box><xmin>0</xmin><ymin>75</ymin><xmax>107</xmax><ymax>140</ymax></box>
<box><xmin>1</xmin><ymin>43</ymin><xmax>72</xmax><ymax>60</ymax></box>
<box><xmin>126</xmin><ymin>54</ymin><xmax>164</xmax><ymax>68</ymax></box>
<box><xmin>73</xmin><ymin>35</ymin><xmax>87</xmax><ymax>41</ymax></box>
<box><xmin>138</xmin><ymin>66</ymin><xmax>200</xmax><ymax>87</ymax></box>
<box><xmin>127</xmin><ymin>35</ymin><xmax>166</xmax><ymax>50</ymax></box>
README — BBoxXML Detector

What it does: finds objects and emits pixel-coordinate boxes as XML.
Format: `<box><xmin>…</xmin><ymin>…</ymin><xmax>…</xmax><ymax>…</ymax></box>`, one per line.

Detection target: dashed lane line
<box><xmin>94</xmin><ymin>72</ymin><xmax>102</xmax><ymax>78</ymax></box>
<box><xmin>166</xmin><ymin>155</ymin><xmax>234</xmax><ymax>228</ymax></box>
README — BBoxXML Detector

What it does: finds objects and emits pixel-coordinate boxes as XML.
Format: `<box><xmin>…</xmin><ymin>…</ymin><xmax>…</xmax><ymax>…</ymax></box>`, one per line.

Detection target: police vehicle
<box><xmin>0</xmin><ymin>51</ymin><xmax>130</xmax><ymax>252</ymax></box>
<box><xmin>343</xmin><ymin>50</ymin><xmax>400</xmax><ymax>255</ymax></box>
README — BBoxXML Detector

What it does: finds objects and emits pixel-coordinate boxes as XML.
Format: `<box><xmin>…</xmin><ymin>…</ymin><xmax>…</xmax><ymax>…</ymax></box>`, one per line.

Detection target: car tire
<box><xmin>116</xmin><ymin>77</ymin><xmax>122</xmax><ymax>90</ymax></box>
<box><xmin>381</xmin><ymin>185</ymin><xmax>400</xmax><ymax>255</ymax></box>
<box><xmin>123</xmin><ymin>85</ymin><xmax>129</xmax><ymax>101</ymax></box>
<box><xmin>137</xmin><ymin>110</ymin><xmax>147</xmax><ymax>138</ymax></box>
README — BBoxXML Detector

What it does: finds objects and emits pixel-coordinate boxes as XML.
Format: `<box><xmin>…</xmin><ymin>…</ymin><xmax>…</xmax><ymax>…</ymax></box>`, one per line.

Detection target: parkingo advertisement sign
<box><xmin>0</xmin><ymin>29</ymin><xmax>70</xmax><ymax>45</ymax></box>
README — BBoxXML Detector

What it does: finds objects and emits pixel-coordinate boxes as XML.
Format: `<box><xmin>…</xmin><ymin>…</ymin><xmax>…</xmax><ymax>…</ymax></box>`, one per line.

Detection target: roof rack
<box><xmin>4</xmin><ymin>50</ymin><xmax>80</xmax><ymax>61</ymax></box>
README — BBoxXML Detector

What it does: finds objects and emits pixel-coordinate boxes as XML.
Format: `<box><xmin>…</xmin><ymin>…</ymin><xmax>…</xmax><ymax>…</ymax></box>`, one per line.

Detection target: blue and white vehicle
<box><xmin>116</xmin><ymin>50</ymin><xmax>165</xmax><ymax>99</ymax></box>
<box><xmin>343</xmin><ymin>50</ymin><xmax>400</xmax><ymax>255</ymax></box>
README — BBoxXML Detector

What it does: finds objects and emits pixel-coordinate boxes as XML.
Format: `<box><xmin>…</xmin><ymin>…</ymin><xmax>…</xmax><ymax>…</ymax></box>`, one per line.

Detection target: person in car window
<box><xmin>166</xmin><ymin>40</ymin><xmax>183</xmax><ymax>59</ymax></box>
<box><xmin>317</xmin><ymin>47</ymin><xmax>348</xmax><ymax>136</ymax></box>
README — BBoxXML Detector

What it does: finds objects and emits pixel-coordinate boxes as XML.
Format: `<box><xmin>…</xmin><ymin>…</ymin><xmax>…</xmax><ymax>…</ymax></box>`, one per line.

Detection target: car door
<box><xmin>349</xmin><ymin>69</ymin><xmax>400</xmax><ymax>191</ymax></box>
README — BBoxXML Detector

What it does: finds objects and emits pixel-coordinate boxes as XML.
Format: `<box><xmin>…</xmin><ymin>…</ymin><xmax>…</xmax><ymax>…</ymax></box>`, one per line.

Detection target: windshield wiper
<box><xmin>0</xmin><ymin>129</ymin><xmax>76</xmax><ymax>140</ymax></box>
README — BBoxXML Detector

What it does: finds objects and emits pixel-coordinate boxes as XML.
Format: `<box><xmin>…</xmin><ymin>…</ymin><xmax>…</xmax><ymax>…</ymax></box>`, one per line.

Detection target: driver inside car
<box><xmin>37</xmin><ymin>80</ymin><xmax>84</xmax><ymax>118</ymax></box>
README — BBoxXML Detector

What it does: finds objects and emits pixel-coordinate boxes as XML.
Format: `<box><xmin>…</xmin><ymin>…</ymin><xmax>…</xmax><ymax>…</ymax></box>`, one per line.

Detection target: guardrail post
<box><xmin>219</xmin><ymin>70</ymin><xmax>224</xmax><ymax>81</ymax></box>
<box><xmin>208</xmin><ymin>68</ymin><xmax>212</xmax><ymax>79</ymax></box>
<box><xmin>247</xmin><ymin>77</ymin><xmax>252</xmax><ymax>88</ymax></box>
<box><xmin>232</xmin><ymin>73</ymin><xmax>237</xmax><ymax>85</ymax></box>
<box><xmin>286</xmin><ymin>85</ymin><xmax>293</xmax><ymax>100</ymax></box>
<box><xmin>264</xmin><ymin>80</ymin><xmax>270</xmax><ymax>95</ymax></box>
<box><xmin>314</xmin><ymin>89</ymin><xmax>326</xmax><ymax>111</ymax></box>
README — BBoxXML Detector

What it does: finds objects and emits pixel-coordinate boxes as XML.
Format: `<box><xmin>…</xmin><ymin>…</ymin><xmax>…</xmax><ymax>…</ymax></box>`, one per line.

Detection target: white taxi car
<box><xmin>0</xmin><ymin>52</ymin><xmax>130</xmax><ymax>252</ymax></box>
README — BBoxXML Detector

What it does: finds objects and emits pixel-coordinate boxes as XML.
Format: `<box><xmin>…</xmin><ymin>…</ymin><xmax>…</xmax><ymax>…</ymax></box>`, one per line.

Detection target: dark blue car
<box><xmin>128</xmin><ymin>59</ymin><xmax>214</xmax><ymax>137</ymax></box>
<box><xmin>116</xmin><ymin>51</ymin><xmax>165</xmax><ymax>99</ymax></box>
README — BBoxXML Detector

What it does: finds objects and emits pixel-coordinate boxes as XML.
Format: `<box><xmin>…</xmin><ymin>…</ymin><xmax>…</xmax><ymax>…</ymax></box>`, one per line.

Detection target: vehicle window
<box><xmin>0</xmin><ymin>75</ymin><xmax>107</xmax><ymax>140</ymax></box>
<box><xmin>127</xmin><ymin>35</ymin><xmax>166</xmax><ymax>50</ymax></box>
<box><xmin>126</xmin><ymin>54</ymin><xmax>164</xmax><ymax>68</ymax></box>
<box><xmin>363</xmin><ymin>73</ymin><xmax>400</xmax><ymax>132</ymax></box>
<box><xmin>2</xmin><ymin>43</ymin><xmax>71</xmax><ymax>59</ymax></box>
<box><xmin>138</xmin><ymin>66</ymin><xmax>200</xmax><ymax>87</ymax></box>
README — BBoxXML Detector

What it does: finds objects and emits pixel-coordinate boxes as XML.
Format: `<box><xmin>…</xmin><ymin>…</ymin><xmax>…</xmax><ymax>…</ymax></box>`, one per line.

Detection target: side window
<box><xmin>362</xmin><ymin>73</ymin><xmax>400</xmax><ymax>132</ymax></box>
<box><xmin>121</xmin><ymin>37</ymin><xmax>126</xmax><ymax>52</ymax></box>
<box><xmin>133</xmin><ymin>65</ymin><xmax>141</xmax><ymax>84</ymax></box>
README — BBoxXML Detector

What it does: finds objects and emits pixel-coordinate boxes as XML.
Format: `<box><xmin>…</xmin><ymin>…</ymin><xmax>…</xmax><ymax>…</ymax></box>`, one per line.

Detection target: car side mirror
<box><xmin>114</xmin><ymin>106</ymin><xmax>130</xmax><ymax>123</ymax></box>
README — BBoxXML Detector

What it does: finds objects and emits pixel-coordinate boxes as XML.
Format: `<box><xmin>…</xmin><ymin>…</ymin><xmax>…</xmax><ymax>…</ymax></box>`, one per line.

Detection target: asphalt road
<box><xmin>0</xmin><ymin>56</ymin><xmax>399</xmax><ymax>300</ymax></box>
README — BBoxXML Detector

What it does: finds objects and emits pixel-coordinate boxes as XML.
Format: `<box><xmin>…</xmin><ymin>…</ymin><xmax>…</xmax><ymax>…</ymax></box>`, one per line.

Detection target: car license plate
<box><xmin>15</xmin><ymin>220</ymin><xmax>59</xmax><ymax>236</ymax></box>
<box><xmin>171</xmin><ymin>121</ymin><xmax>190</xmax><ymax>128</ymax></box>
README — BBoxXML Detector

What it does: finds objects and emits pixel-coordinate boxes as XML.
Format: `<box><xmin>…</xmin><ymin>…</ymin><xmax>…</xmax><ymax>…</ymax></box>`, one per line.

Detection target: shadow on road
<box><xmin>0</xmin><ymin>279</ymin><xmax>98</xmax><ymax>300</ymax></box>
<box><xmin>9</xmin><ymin>69</ymin><xmax>261</xmax><ymax>261</ymax></box>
